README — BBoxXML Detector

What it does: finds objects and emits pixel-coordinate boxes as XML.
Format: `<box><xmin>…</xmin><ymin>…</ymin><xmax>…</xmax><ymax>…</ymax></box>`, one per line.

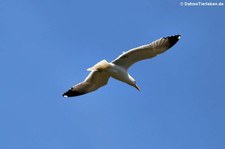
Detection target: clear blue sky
<box><xmin>1</xmin><ymin>0</ymin><xmax>225</xmax><ymax>148</ymax></box>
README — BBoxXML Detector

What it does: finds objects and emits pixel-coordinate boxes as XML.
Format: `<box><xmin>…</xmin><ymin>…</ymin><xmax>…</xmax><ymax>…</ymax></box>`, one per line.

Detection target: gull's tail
<box><xmin>87</xmin><ymin>59</ymin><xmax>111</xmax><ymax>71</ymax></box>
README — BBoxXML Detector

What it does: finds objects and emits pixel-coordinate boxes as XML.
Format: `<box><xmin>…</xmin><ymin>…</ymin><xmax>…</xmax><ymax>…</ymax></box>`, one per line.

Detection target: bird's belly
<box><xmin>106</xmin><ymin>65</ymin><xmax>129</xmax><ymax>83</ymax></box>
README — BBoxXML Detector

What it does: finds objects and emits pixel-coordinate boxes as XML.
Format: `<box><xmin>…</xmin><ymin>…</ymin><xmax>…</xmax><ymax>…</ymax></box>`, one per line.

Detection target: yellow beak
<box><xmin>134</xmin><ymin>84</ymin><xmax>141</xmax><ymax>91</ymax></box>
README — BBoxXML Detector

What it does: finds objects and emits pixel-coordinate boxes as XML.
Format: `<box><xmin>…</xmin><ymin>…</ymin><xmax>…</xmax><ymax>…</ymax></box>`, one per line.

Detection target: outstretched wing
<box><xmin>112</xmin><ymin>35</ymin><xmax>180</xmax><ymax>70</ymax></box>
<box><xmin>63</xmin><ymin>70</ymin><xmax>110</xmax><ymax>97</ymax></box>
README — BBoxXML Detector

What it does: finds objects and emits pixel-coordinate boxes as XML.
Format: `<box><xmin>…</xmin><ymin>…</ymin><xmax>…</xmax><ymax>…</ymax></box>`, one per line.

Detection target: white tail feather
<box><xmin>87</xmin><ymin>60</ymin><xmax>111</xmax><ymax>71</ymax></box>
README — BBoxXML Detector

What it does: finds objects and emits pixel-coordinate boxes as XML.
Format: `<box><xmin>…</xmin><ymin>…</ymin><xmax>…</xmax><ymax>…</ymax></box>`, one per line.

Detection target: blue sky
<box><xmin>1</xmin><ymin>0</ymin><xmax>225</xmax><ymax>148</ymax></box>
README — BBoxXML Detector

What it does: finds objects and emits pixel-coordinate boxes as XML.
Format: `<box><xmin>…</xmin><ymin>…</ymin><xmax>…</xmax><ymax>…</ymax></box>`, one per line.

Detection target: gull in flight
<box><xmin>63</xmin><ymin>35</ymin><xmax>181</xmax><ymax>97</ymax></box>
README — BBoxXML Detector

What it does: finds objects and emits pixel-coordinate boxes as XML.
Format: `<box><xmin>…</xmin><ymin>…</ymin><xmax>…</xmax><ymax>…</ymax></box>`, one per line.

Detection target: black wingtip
<box><xmin>164</xmin><ymin>35</ymin><xmax>181</xmax><ymax>48</ymax></box>
<box><xmin>62</xmin><ymin>89</ymin><xmax>86</xmax><ymax>98</ymax></box>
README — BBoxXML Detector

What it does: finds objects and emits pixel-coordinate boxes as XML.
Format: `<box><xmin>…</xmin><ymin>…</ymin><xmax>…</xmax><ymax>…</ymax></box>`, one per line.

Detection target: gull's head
<box><xmin>128</xmin><ymin>75</ymin><xmax>141</xmax><ymax>91</ymax></box>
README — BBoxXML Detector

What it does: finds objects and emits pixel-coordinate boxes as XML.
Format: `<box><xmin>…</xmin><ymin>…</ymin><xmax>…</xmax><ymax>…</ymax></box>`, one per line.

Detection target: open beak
<box><xmin>134</xmin><ymin>84</ymin><xmax>141</xmax><ymax>91</ymax></box>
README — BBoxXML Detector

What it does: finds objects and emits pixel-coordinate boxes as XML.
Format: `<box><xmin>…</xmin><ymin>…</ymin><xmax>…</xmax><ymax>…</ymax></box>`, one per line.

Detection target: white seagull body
<box><xmin>63</xmin><ymin>35</ymin><xmax>181</xmax><ymax>97</ymax></box>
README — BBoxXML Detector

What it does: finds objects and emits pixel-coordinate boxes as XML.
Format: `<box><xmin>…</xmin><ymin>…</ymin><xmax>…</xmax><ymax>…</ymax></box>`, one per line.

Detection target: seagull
<box><xmin>63</xmin><ymin>35</ymin><xmax>181</xmax><ymax>97</ymax></box>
